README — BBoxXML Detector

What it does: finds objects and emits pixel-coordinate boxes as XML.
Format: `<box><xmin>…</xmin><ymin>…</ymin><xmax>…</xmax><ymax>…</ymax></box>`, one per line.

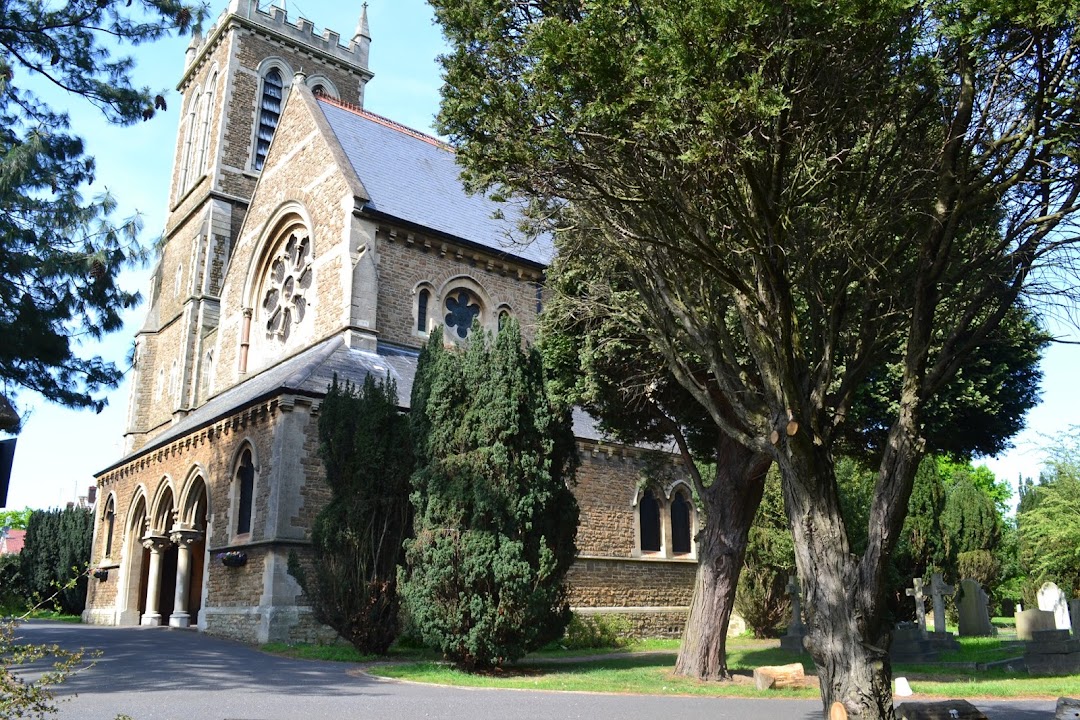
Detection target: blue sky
<box><xmin>2</xmin><ymin>1</ymin><xmax>1077</xmax><ymax>510</ymax></box>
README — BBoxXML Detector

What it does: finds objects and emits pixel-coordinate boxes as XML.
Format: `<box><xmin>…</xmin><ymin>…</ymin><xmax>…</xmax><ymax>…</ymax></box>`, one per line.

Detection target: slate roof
<box><xmin>101</xmin><ymin>335</ymin><xmax>613</xmax><ymax>473</ymax></box>
<box><xmin>317</xmin><ymin>98</ymin><xmax>553</xmax><ymax>267</ymax></box>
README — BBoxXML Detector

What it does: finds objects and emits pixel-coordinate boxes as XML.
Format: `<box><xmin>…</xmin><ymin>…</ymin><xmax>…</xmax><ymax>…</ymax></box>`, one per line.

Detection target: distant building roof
<box><xmin>0</xmin><ymin>528</ymin><xmax>25</xmax><ymax>555</ymax></box>
<box><xmin>317</xmin><ymin>97</ymin><xmax>553</xmax><ymax>267</ymax></box>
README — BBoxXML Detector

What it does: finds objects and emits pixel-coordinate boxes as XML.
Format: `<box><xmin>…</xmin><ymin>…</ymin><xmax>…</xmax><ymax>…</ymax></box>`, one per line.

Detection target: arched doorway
<box><xmin>117</xmin><ymin>494</ymin><xmax>149</xmax><ymax>626</ymax></box>
<box><xmin>141</xmin><ymin>485</ymin><xmax>176</xmax><ymax>626</ymax></box>
<box><xmin>170</xmin><ymin>475</ymin><xmax>208</xmax><ymax>628</ymax></box>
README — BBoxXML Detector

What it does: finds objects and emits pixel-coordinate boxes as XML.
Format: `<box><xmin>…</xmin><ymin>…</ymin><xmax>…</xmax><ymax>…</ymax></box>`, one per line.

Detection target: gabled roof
<box><xmin>316</xmin><ymin>97</ymin><xmax>553</xmax><ymax>267</ymax></box>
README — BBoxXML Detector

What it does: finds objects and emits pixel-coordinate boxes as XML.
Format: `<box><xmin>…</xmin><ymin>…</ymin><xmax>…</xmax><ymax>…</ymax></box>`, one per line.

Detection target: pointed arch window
<box><xmin>102</xmin><ymin>496</ymin><xmax>116</xmax><ymax>558</ymax></box>
<box><xmin>417</xmin><ymin>288</ymin><xmax>430</xmax><ymax>333</ymax></box>
<box><xmin>235</xmin><ymin>448</ymin><xmax>255</xmax><ymax>535</ymax></box>
<box><xmin>179</xmin><ymin>91</ymin><xmax>201</xmax><ymax>192</ymax></box>
<box><xmin>254</xmin><ymin>69</ymin><xmax>284</xmax><ymax>171</ymax></box>
<box><xmin>639</xmin><ymin>489</ymin><xmax>661</xmax><ymax>553</ymax></box>
<box><xmin>671</xmin><ymin>491</ymin><xmax>692</xmax><ymax>554</ymax></box>
<box><xmin>196</xmin><ymin>72</ymin><xmax>217</xmax><ymax>175</ymax></box>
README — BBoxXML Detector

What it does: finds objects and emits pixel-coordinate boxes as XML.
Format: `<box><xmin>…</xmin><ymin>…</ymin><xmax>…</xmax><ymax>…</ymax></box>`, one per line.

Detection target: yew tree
<box><xmin>0</xmin><ymin>0</ymin><xmax>204</xmax><ymax>425</ymax></box>
<box><xmin>433</xmin><ymin>1</ymin><xmax>1079</xmax><ymax>717</ymax></box>
<box><xmin>541</xmin><ymin>241</ymin><xmax>1043</xmax><ymax>680</ymax></box>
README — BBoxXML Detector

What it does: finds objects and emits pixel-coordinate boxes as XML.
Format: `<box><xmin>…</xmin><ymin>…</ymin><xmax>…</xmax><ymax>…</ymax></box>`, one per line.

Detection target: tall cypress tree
<box><xmin>289</xmin><ymin>374</ymin><xmax>413</xmax><ymax>654</ymax></box>
<box><xmin>402</xmin><ymin>322</ymin><xmax>579</xmax><ymax>669</ymax></box>
<box><xmin>20</xmin><ymin>507</ymin><xmax>92</xmax><ymax>614</ymax></box>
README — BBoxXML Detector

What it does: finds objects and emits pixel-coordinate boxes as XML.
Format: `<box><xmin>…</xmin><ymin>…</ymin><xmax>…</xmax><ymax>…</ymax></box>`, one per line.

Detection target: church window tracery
<box><xmin>262</xmin><ymin>233</ymin><xmax>312</xmax><ymax>342</ymax></box>
<box><xmin>444</xmin><ymin>288</ymin><xmax>481</xmax><ymax>339</ymax></box>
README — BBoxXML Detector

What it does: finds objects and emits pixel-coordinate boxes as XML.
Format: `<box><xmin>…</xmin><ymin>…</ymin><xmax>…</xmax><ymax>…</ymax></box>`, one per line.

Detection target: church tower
<box><xmin>124</xmin><ymin>2</ymin><xmax>373</xmax><ymax>452</ymax></box>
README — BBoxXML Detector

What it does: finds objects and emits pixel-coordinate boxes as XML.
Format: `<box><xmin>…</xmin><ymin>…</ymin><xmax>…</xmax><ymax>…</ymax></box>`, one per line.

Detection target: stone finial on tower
<box><xmin>352</xmin><ymin>3</ymin><xmax>372</xmax><ymax>68</ymax></box>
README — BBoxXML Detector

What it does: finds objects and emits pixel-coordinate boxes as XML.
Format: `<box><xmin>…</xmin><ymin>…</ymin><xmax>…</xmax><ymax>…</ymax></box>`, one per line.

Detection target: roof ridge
<box><xmin>316</xmin><ymin>95</ymin><xmax>450</xmax><ymax>150</ymax></box>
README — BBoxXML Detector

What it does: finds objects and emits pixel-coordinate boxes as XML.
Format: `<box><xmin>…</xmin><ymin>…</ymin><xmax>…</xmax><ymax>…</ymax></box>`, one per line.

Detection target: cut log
<box><xmin>895</xmin><ymin>700</ymin><xmax>988</xmax><ymax>719</ymax></box>
<box><xmin>829</xmin><ymin>702</ymin><xmax>848</xmax><ymax>720</ymax></box>
<box><xmin>753</xmin><ymin>662</ymin><xmax>804</xmax><ymax>690</ymax></box>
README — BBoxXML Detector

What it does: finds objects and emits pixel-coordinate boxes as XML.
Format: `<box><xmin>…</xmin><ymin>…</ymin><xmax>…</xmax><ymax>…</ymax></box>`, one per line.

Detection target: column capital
<box><xmin>169</xmin><ymin>529</ymin><xmax>203</xmax><ymax>546</ymax></box>
<box><xmin>141</xmin><ymin>533</ymin><xmax>171</xmax><ymax>551</ymax></box>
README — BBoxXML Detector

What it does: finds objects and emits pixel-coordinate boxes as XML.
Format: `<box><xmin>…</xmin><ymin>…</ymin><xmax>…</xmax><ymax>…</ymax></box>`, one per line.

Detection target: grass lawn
<box><xmin>356</xmin><ymin>636</ymin><xmax>1080</xmax><ymax>700</ymax></box>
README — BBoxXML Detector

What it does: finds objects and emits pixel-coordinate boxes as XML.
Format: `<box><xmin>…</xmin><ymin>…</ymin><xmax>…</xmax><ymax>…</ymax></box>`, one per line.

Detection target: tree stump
<box><xmin>895</xmin><ymin>700</ymin><xmax>987</xmax><ymax>719</ymax></box>
<box><xmin>752</xmin><ymin>662</ymin><xmax>804</xmax><ymax>690</ymax></box>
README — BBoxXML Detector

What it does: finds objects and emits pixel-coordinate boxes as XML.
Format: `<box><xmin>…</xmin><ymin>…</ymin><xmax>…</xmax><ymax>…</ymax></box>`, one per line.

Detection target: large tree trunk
<box><xmin>674</xmin><ymin>438</ymin><xmax>770</xmax><ymax>680</ymax></box>
<box><xmin>776</xmin><ymin>428</ymin><xmax>921</xmax><ymax>720</ymax></box>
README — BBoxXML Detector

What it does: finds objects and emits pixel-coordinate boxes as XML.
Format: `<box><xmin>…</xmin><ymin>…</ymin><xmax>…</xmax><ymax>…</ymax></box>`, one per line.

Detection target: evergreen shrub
<box><xmin>401</xmin><ymin>323</ymin><xmax>579</xmax><ymax>669</ymax></box>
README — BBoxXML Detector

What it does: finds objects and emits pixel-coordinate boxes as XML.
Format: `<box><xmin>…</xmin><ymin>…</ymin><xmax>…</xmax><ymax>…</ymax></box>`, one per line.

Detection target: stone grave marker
<box><xmin>1071</xmin><ymin>600</ymin><xmax>1080</xmax><ymax>639</ymax></box>
<box><xmin>906</xmin><ymin>577</ymin><xmax>928</xmax><ymax>636</ymax></box>
<box><xmin>957</xmin><ymin>578</ymin><xmax>994</xmax><ymax>637</ymax></box>
<box><xmin>780</xmin><ymin>574</ymin><xmax>807</xmax><ymax>652</ymax></box>
<box><xmin>1025</xmin><ymin>629</ymin><xmax>1080</xmax><ymax>676</ymax></box>
<box><xmin>1016</xmin><ymin>608</ymin><xmax>1057</xmax><ymax>641</ymax></box>
<box><xmin>929</xmin><ymin>573</ymin><xmax>953</xmax><ymax>634</ymax></box>
<box><xmin>1038</xmin><ymin>582</ymin><xmax>1073</xmax><ymax>632</ymax></box>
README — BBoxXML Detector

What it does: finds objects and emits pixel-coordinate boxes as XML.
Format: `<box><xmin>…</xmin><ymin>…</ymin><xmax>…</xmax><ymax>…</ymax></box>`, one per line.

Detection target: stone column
<box><xmin>168</xmin><ymin>529</ymin><xmax>203</xmax><ymax>628</ymax></box>
<box><xmin>140</xmin><ymin>534</ymin><xmax>171</xmax><ymax>626</ymax></box>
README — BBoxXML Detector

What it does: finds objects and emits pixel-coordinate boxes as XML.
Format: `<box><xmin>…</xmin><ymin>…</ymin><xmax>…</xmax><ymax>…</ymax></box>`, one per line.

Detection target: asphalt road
<box><xmin>9</xmin><ymin>622</ymin><xmax>1058</xmax><ymax>720</ymax></box>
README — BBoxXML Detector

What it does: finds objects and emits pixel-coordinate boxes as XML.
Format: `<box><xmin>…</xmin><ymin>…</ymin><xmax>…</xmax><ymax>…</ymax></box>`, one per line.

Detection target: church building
<box><xmin>84</xmin><ymin>0</ymin><xmax>703</xmax><ymax>644</ymax></box>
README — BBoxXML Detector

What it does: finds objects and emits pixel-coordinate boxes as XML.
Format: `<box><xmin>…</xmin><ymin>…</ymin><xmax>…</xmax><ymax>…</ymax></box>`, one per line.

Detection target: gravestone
<box><xmin>957</xmin><ymin>578</ymin><xmax>995</xmax><ymax>637</ymax></box>
<box><xmin>929</xmin><ymin>573</ymin><xmax>953</xmax><ymax>635</ymax></box>
<box><xmin>1016</xmin><ymin>608</ymin><xmax>1058</xmax><ymax>641</ymax></box>
<box><xmin>890</xmin><ymin>621</ymin><xmax>938</xmax><ymax>662</ymax></box>
<box><xmin>1071</xmin><ymin>600</ymin><xmax>1080</xmax><ymax>639</ymax></box>
<box><xmin>1025</xmin><ymin>629</ymin><xmax>1080</xmax><ymax>676</ymax></box>
<box><xmin>1039</xmin><ymin>582</ymin><xmax>1073</xmax><ymax>632</ymax></box>
<box><xmin>780</xmin><ymin>574</ymin><xmax>807</xmax><ymax>652</ymax></box>
<box><xmin>906</xmin><ymin>578</ymin><xmax>928</xmax><ymax>636</ymax></box>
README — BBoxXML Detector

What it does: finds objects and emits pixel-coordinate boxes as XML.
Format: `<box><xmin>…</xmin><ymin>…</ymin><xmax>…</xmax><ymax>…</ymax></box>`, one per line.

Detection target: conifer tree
<box><xmin>402</xmin><ymin>323</ymin><xmax>579</xmax><ymax>669</ymax></box>
<box><xmin>19</xmin><ymin>507</ymin><xmax>92</xmax><ymax>615</ymax></box>
<box><xmin>0</xmin><ymin>0</ymin><xmax>204</xmax><ymax>422</ymax></box>
<box><xmin>289</xmin><ymin>374</ymin><xmax>412</xmax><ymax>654</ymax></box>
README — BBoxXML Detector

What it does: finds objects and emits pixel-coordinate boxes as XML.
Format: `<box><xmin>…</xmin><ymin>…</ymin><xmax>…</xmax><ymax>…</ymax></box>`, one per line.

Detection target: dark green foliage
<box><xmin>941</xmin><ymin>478</ymin><xmax>1002</xmax><ymax>585</ymax></box>
<box><xmin>0</xmin><ymin>0</ymin><xmax>205</xmax><ymax>421</ymax></box>
<box><xmin>735</xmin><ymin>468</ymin><xmax>794</xmax><ymax>638</ymax></box>
<box><xmin>0</xmin><ymin>554</ymin><xmax>25</xmax><ymax>613</ymax></box>
<box><xmin>289</xmin><ymin>374</ymin><xmax>412</xmax><ymax>654</ymax></box>
<box><xmin>895</xmin><ymin>458</ymin><xmax>947</xmax><ymax>581</ymax></box>
<box><xmin>559</xmin><ymin>613</ymin><xmax>630</xmax><ymax>650</ymax></box>
<box><xmin>402</xmin><ymin>323</ymin><xmax>579</xmax><ymax>670</ymax></box>
<box><xmin>19</xmin><ymin>507</ymin><xmax>92</xmax><ymax>615</ymax></box>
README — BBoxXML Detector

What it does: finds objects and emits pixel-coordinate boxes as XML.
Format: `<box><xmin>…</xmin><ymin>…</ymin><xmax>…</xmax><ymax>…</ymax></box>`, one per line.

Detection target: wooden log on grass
<box><xmin>752</xmin><ymin>662</ymin><xmax>804</xmax><ymax>690</ymax></box>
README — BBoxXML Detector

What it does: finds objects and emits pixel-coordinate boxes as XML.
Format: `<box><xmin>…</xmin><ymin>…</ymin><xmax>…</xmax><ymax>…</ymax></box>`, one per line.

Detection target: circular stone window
<box><xmin>443</xmin><ymin>288</ymin><xmax>481</xmax><ymax>340</ymax></box>
<box><xmin>262</xmin><ymin>233</ymin><xmax>312</xmax><ymax>341</ymax></box>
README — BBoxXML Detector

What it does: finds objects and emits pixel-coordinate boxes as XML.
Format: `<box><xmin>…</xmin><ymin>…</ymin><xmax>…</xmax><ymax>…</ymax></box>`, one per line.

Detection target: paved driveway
<box><xmin>11</xmin><ymin>622</ymin><xmax>1056</xmax><ymax>720</ymax></box>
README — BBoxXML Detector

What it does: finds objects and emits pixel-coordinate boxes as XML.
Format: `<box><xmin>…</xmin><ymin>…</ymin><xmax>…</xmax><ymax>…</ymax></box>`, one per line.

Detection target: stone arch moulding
<box><xmin>178</xmin><ymin>465</ymin><xmax>211</xmax><ymax>527</ymax></box>
<box><xmin>434</xmin><ymin>274</ymin><xmax>494</xmax><ymax>340</ymax></box>
<box><xmin>239</xmin><ymin>202</ymin><xmax>316</xmax><ymax>372</ymax></box>
<box><xmin>412</xmin><ymin>280</ymin><xmax>436</xmax><ymax>336</ymax></box>
<box><xmin>227</xmin><ymin>438</ymin><xmax>260</xmax><ymax>539</ymax></box>
<box><xmin>249</xmin><ymin>57</ymin><xmax>294</xmax><ymax>172</ymax></box>
<box><xmin>306</xmin><ymin>74</ymin><xmax>339</xmax><ymax>99</ymax></box>
<box><xmin>148</xmin><ymin>477</ymin><xmax>177</xmax><ymax>534</ymax></box>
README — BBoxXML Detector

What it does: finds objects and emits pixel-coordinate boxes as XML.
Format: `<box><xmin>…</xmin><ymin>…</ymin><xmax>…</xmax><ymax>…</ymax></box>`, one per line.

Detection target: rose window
<box><xmin>262</xmin><ymin>233</ymin><xmax>312</xmax><ymax>341</ymax></box>
<box><xmin>444</xmin><ymin>289</ymin><xmax>481</xmax><ymax>339</ymax></box>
